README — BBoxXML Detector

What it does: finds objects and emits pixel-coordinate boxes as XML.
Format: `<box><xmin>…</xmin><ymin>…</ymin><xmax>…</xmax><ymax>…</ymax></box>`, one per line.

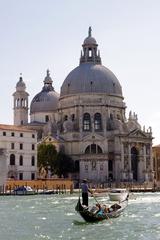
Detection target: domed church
<box><xmin>13</xmin><ymin>27</ymin><xmax>153</xmax><ymax>183</ymax></box>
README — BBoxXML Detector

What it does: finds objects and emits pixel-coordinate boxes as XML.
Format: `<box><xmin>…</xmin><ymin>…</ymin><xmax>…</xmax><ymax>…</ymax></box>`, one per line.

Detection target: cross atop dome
<box><xmin>19</xmin><ymin>73</ymin><xmax>23</xmax><ymax>81</ymax></box>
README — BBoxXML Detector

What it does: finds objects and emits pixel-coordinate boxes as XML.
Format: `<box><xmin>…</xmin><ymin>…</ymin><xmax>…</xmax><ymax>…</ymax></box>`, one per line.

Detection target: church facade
<box><xmin>13</xmin><ymin>28</ymin><xmax>153</xmax><ymax>183</ymax></box>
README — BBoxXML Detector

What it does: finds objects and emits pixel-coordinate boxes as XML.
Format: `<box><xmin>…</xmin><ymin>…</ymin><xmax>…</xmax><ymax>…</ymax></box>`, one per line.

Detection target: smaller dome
<box><xmin>83</xmin><ymin>26</ymin><xmax>97</xmax><ymax>45</ymax></box>
<box><xmin>30</xmin><ymin>91</ymin><xmax>59</xmax><ymax>114</ymax></box>
<box><xmin>83</xmin><ymin>36</ymin><xmax>97</xmax><ymax>45</ymax></box>
<box><xmin>16</xmin><ymin>76</ymin><xmax>26</xmax><ymax>91</ymax></box>
<box><xmin>30</xmin><ymin>70</ymin><xmax>59</xmax><ymax>114</ymax></box>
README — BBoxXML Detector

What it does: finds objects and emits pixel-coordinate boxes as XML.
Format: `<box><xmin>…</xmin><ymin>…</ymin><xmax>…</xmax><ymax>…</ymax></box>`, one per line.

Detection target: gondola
<box><xmin>75</xmin><ymin>197</ymin><xmax>128</xmax><ymax>223</ymax></box>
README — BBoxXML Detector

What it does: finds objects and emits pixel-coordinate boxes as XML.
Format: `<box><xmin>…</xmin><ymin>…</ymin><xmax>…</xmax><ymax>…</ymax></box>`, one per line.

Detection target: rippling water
<box><xmin>0</xmin><ymin>192</ymin><xmax>160</xmax><ymax>240</ymax></box>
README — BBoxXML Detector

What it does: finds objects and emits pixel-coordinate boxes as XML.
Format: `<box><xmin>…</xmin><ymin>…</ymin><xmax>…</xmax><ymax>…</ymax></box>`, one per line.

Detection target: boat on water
<box><xmin>13</xmin><ymin>186</ymin><xmax>35</xmax><ymax>195</ymax></box>
<box><xmin>75</xmin><ymin>197</ymin><xmax>128</xmax><ymax>223</ymax></box>
<box><xmin>108</xmin><ymin>188</ymin><xmax>129</xmax><ymax>202</ymax></box>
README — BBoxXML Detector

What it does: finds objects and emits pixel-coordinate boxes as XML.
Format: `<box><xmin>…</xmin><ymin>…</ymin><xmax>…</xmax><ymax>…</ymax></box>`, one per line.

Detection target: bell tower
<box><xmin>13</xmin><ymin>74</ymin><xmax>29</xmax><ymax>125</ymax></box>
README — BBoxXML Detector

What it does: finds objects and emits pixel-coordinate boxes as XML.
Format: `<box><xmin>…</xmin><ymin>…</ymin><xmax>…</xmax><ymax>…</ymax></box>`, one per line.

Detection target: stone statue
<box><xmin>88</xmin><ymin>26</ymin><xmax>92</xmax><ymax>37</ymax></box>
<box><xmin>63</xmin><ymin>119</ymin><xmax>74</xmax><ymax>133</ymax></box>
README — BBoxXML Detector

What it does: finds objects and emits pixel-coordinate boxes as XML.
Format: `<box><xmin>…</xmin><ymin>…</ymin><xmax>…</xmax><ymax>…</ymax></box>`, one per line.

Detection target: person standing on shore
<box><xmin>81</xmin><ymin>179</ymin><xmax>92</xmax><ymax>207</ymax></box>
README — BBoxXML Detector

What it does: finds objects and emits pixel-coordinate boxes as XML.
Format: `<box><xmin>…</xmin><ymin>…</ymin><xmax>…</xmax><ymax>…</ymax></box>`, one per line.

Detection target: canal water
<box><xmin>0</xmin><ymin>192</ymin><xmax>160</xmax><ymax>240</ymax></box>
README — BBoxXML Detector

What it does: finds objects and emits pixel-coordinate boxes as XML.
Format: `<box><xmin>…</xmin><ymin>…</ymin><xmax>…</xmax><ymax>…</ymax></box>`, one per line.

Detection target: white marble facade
<box><xmin>13</xmin><ymin>28</ymin><xmax>153</xmax><ymax>183</ymax></box>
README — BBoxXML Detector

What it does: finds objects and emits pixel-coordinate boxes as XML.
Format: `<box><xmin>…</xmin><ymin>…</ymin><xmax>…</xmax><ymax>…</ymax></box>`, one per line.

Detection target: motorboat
<box><xmin>108</xmin><ymin>188</ymin><xmax>129</xmax><ymax>202</ymax></box>
<box><xmin>13</xmin><ymin>186</ymin><xmax>35</xmax><ymax>195</ymax></box>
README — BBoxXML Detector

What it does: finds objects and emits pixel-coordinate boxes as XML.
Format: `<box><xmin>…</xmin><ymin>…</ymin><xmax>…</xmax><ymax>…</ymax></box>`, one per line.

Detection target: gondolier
<box><xmin>81</xmin><ymin>179</ymin><xmax>92</xmax><ymax>207</ymax></box>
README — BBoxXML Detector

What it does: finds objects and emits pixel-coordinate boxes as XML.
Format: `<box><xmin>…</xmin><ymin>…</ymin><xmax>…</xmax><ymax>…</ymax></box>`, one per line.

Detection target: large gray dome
<box><xmin>60</xmin><ymin>27</ymin><xmax>122</xmax><ymax>97</ymax></box>
<box><xmin>60</xmin><ymin>63</ymin><xmax>122</xmax><ymax>97</ymax></box>
<box><xmin>30</xmin><ymin>70</ymin><xmax>59</xmax><ymax>114</ymax></box>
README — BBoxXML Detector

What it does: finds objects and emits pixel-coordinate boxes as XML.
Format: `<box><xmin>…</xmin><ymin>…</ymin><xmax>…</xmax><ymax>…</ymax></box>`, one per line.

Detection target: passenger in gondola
<box><xmin>81</xmin><ymin>179</ymin><xmax>92</xmax><ymax>207</ymax></box>
<box><xmin>90</xmin><ymin>203</ymin><xmax>101</xmax><ymax>214</ymax></box>
<box><xmin>102</xmin><ymin>204</ymin><xmax>110</xmax><ymax>213</ymax></box>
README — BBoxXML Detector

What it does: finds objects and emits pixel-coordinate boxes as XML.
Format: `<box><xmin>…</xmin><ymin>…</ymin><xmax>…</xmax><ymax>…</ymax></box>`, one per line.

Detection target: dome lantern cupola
<box><xmin>80</xmin><ymin>27</ymin><xmax>101</xmax><ymax>65</ymax></box>
<box><xmin>16</xmin><ymin>73</ymin><xmax>26</xmax><ymax>91</ymax></box>
<box><xmin>42</xmin><ymin>69</ymin><xmax>54</xmax><ymax>91</ymax></box>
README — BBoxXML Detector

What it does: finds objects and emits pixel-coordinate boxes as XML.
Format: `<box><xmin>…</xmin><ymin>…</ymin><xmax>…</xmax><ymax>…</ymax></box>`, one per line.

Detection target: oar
<box><xmin>91</xmin><ymin>192</ymin><xmax>112</xmax><ymax>224</ymax></box>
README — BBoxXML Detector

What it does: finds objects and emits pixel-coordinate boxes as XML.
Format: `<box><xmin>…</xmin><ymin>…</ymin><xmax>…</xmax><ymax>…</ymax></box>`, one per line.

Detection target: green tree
<box><xmin>54</xmin><ymin>151</ymin><xmax>74</xmax><ymax>178</ymax></box>
<box><xmin>37</xmin><ymin>143</ymin><xmax>57</xmax><ymax>177</ymax></box>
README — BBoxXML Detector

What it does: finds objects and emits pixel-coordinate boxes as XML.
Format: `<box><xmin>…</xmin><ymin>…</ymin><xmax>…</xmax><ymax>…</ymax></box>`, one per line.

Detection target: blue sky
<box><xmin>1</xmin><ymin>0</ymin><xmax>160</xmax><ymax>144</ymax></box>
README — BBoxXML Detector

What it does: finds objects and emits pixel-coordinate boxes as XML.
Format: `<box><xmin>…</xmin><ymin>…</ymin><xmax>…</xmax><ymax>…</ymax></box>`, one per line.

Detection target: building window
<box><xmin>21</xmin><ymin>120</ymin><xmax>23</xmax><ymax>125</ymax></box>
<box><xmin>32</xmin><ymin>144</ymin><xmax>35</xmax><ymax>150</ymax></box>
<box><xmin>20</xmin><ymin>133</ymin><xmax>23</xmax><ymax>137</ymax></box>
<box><xmin>10</xmin><ymin>154</ymin><xmax>15</xmax><ymax>165</ymax></box>
<box><xmin>71</xmin><ymin>114</ymin><xmax>75</xmax><ymax>121</ymax></box>
<box><xmin>45</xmin><ymin>115</ymin><xmax>49</xmax><ymax>122</ymax></box>
<box><xmin>20</xmin><ymin>143</ymin><xmax>23</xmax><ymax>150</ymax></box>
<box><xmin>31</xmin><ymin>173</ymin><xmax>35</xmax><ymax>180</ymax></box>
<box><xmin>32</xmin><ymin>134</ymin><xmax>35</xmax><ymax>138</ymax></box>
<box><xmin>83</xmin><ymin>113</ymin><xmax>91</xmax><ymax>131</ymax></box>
<box><xmin>94</xmin><ymin>113</ymin><xmax>102</xmax><ymax>131</ymax></box>
<box><xmin>64</xmin><ymin>115</ymin><xmax>68</xmax><ymax>121</ymax></box>
<box><xmin>11</xmin><ymin>132</ymin><xmax>15</xmax><ymax>137</ymax></box>
<box><xmin>11</xmin><ymin>143</ymin><xmax>14</xmax><ymax>149</ymax></box>
<box><xmin>19</xmin><ymin>155</ymin><xmax>23</xmax><ymax>166</ymax></box>
<box><xmin>3</xmin><ymin>132</ymin><xmax>6</xmax><ymax>136</ymax></box>
<box><xmin>31</xmin><ymin>156</ymin><xmax>35</xmax><ymax>166</ymax></box>
<box><xmin>19</xmin><ymin>173</ymin><xmax>23</xmax><ymax>180</ymax></box>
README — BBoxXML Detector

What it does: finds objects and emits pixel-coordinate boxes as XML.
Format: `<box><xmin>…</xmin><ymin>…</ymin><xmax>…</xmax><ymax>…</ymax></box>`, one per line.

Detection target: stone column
<box><xmin>102</xmin><ymin>106</ymin><xmax>106</xmax><ymax>136</ymax></box>
<box><xmin>143</xmin><ymin>145</ymin><xmax>146</xmax><ymax>171</ymax></box>
<box><xmin>128</xmin><ymin>144</ymin><xmax>133</xmax><ymax>180</ymax></box>
<box><xmin>143</xmin><ymin>145</ymin><xmax>147</xmax><ymax>181</ymax></box>
<box><xmin>121</xmin><ymin>143</ymin><xmax>124</xmax><ymax>180</ymax></box>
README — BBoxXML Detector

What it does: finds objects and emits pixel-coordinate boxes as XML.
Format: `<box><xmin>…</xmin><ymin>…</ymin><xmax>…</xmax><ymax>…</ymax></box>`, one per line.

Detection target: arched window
<box><xmin>85</xmin><ymin>144</ymin><xmax>103</xmax><ymax>154</ymax></box>
<box><xmin>94</xmin><ymin>113</ymin><xmax>102</xmax><ymax>131</ymax></box>
<box><xmin>21</xmin><ymin>98</ymin><xmax>24</xmax><ymax>107</ymax></box>
<box><xmin>31</xmin><ymin>156</ymin><xmax>35</xmax><ymax>166</ymax></box>
<box><xmin>64</xmin><ymin>115</ymin><xmax>68</xmax><ymax>121</ymax></box>
<box><xmin>10</xmin><ymin>154</ymin><xmax>15</xmax><ymax>165</ymax></box>
<box><xmin>83</xmin><ymin>113</ymin><xmax>91</xmax><ymax>131</ymax></box>
<box><xmin>19</xmin><ymin>155</ymin><xmax>23</xmax><ymax>166</ymax></box>
<box><xmin>71</xmin><ymin>114</ymin><xmax>75</xmax><ymax>121</ymax></box>
<box><xmin>17</xmin><ymin>99</ymin><xmax>20</xmax><ymax>107</ymax></box>
<box><xmin>45</xmin><ymin>115</ymin><xmax>49</xmax><ymax>122</ymax></box>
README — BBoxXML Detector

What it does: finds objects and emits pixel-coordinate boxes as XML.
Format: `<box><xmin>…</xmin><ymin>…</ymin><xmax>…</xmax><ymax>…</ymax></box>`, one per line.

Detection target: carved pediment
<box><xmin>127</xmin><ymin>129</ymin><xmax>148</xmax><ymax>138</ymax></box>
